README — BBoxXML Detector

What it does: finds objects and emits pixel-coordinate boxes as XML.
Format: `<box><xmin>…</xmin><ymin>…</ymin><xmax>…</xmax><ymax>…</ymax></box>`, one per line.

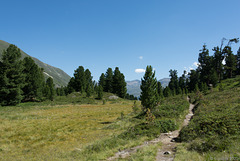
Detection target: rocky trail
<box><xmin>108</xmin><ymin>97</ymin><xmax>195</xmax><ymax>161</ymax></box>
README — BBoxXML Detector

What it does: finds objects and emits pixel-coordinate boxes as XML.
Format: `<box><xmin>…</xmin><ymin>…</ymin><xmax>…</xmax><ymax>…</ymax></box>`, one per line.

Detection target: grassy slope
<box><xmin>175</xmin><ymin>76</ymin><xmax>240</xmax><ymax>161</ymax></box>
<box><xmin>0</xmin><ymin>40</ymin><xmax>71</xmax><ymax>87</ymax></box>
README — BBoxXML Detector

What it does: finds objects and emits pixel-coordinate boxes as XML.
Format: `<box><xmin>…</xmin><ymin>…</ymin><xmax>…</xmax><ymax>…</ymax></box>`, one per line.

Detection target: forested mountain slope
<box><xmin>0</xmin><ymin>40</ymin><xmax>71</xmax><ymax>87</ymax></box>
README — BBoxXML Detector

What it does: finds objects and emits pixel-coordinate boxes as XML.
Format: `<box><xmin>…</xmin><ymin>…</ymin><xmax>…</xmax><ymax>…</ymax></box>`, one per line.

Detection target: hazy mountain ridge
<box><xmin>127</xmin><ymin>78</ymin><xmax>170</xmax><ymax>97</ymax></box>
<box><xmin>0</xmin><ymin>40</ymin><xmax>71</xmax><ymax>87</ymax></box>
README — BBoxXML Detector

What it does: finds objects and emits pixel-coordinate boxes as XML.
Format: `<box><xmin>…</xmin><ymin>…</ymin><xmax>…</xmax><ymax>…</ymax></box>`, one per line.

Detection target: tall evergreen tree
<box><xmin>198</xmin><ymin>45</ymin><xmax>213</xmax><ymax>85</ymax></box>
<box><xmin>224</xmin><ymin>46</ymin><xmax>237</xmax><ymax>78</ymax></box>
<box><xmin>97</xmin><ymin>85</ymin><xmax>103</xmax><ymax>100</ymax></box>
<box><xmin>140</xmin><ymin>66</ymin><xmax>158</xmax><ymax>111</ymax></box>
<box><xmin>157</xmin><ymin>81</ymin><xmax>164</xmax><ymax>100</ymax></box>
<box><xmin>22</xmin><ymin>57</ymin><xmax>45</xmax><ymax>101</ymax></box>
<box><xmin>237</xmin><ymin>47</ymin><xmax>240</xmax><ymax>75</ymax></box>
<box><xmin>188</xmin><ymin>69</ymin><xmax>200</xmax><ymax>92</ymax></box>
<box><xmin>112</xmin><ymin>67</ymin><xmax>127</xmax><ymax>98</ymax></box>
<box><xmin>0</xmin><ymin>44</ymin><xmax>25</xmax><ymax>105</ymax></box>
<box><xmin>169</xmin><ymin>69</ymin><xmax>179</xmax><ymax>95</ymax></box>
<box><xmin>73</xmin><ymin>66</ymin><xmax>86</xmax><ymax>93</ymax></box>
<box><xmin>179</xmin><ymin>70</ymin><xmax>186</xmax><ymax>90</ymax></box>
<box><xmin>44</xmin><ymin>77</ymin><xmax>55</xmax><ymax>101</ymax></box>
<box><xmin>163</xmin><ymin>86</ymin><xmax>171</xmax><ymax>97</ymax></box>
<box><xmin>213</xmin><ymin>46</ymin><xmax>224</xmax><ymax>81</ymax></box>
<box><xmin>67</xmin><ymin>77</ymin><xmax>75</xmax><ymax>94</ymax></box>
<box><xmin>98</xmin><ymin>73</ymin><xmax>106</xmax><ymax>89</ymax></box>
<box><xmin>85</xmin><ymin>69</ymin><xmax>93</xmax><ymax>91</ymax></box>
<box><xmin>105</xmin><ymin>68</ymin><xmax>113</xmax><ymax>92</ymax></box>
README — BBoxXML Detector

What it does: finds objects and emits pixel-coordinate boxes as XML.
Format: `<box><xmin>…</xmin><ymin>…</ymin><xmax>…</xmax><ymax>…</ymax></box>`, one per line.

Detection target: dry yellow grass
<box><xmin>0</xmin><ymin>101</ymin><xmax>133</xmax><ymax>160</ymax></box>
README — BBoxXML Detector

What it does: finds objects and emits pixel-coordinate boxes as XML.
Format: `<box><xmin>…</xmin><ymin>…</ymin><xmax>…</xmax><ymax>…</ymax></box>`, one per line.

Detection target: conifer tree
<box><xmin>97</xmin><ymin>85</ymin><xmax>103</xmax><ymax>100</ymax></box>
<box><xmin>67</xmin><ymin>77</ymin><xmax>75</xmax><ymax>94</ymax></box>
<box><xmin>112</xmin><ymin>67</ymin><xmax>127</xmax><ymax>98</ymax></box>
<box><xmin>213</xmin><ymin>46</ymin><xmax>224</xmax><ymax>81</ymax></box>
<box><xmin>237</xmin><ymin>47</ymin><xmax>240</xmax><ymax>75</ymax></box>
<box><xmin>188</xmin><ymin>69</ymin><xmax>200</xmax><ymax>92</ymax></box>
<box><xmin>140</xmin><ymin>66</ymin><xmax>158</xmax><ymax>111</ymax></box>
<box><xmin>73</xmin><ymin>66</ymin><xmax>86</xmax><ymax>93</ymax></box>
<box><xmin>169</xmin><ymin>69</ymin><xmax>179</xmax><ymax>94</ymax></box>
<box><xmin>86</xmin><ymin>83</ymin><xmax>92</xmax><ymax>97</ymax></box>
<box><xmin>85</xmin><ymin>69</ymin><xmax>93</xmax><ymax>92</ymax></box>
<box><xmin>163</xmin><ymin>86</ymin><xmax>171</xmax><ymax>97</ymax></box>
<box><xmin>45</xmin><ymin>77</ymin><xmax>55</xmax><ymax>101</ymax></box>
<box><xmin>0</xmin><ymin>44</ymin><xmax>25</xmax><ymax>105</ymax></box>
<box><xmin>198</xmin><ymin>45</ymin><xmax>213</xmax><ymax>85</ymax></box>
<box><xmin>98</xmin><ymin>73</ymin><xmax>105</xmax><ymax>89</ymax></box>
<box><xmin>224</xmin><ymin>46</ymin><xmax>237</xmax><ymax>78</ymax></box>
<box><xmin>105</xmin><ymin>68</ymin><xmax>113</xmax><ymax>92</ymax></box>
<box><xmin>22</xmin><ymin>57</ymin><xmax>45</xmax><ymax>101</ymax></box>
<box><xmin>157</xmin><ymin>81</ymin><xmax>164</xmax><ymax>99</ymax></box>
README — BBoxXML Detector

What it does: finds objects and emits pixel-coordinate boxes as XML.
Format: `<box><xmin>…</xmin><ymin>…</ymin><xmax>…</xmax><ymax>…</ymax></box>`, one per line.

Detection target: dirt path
<box><xmin>155</xmin><ymin>98</ymin><xmax>194</xmax><ymax>161</ymax></box>
<box><xmin>108</xmin><ymin>97</ymin><xmax>195</xmax><ymax>161</ymax></box>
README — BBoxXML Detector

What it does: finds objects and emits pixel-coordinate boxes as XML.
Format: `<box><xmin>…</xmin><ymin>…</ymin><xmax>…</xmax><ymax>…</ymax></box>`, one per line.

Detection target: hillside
<box><xmin>0</xmin><ymin>40</ymin><xmax>71</xmax><ymax>87</ymax></box>
<box><xmin>175</xmin><ymin>76</ymin><xmax>240</xmax><ymax>160</ymax></box>
<box><xmin>127</xmin><ymin>78</ymin><xmax>170</xmax><ymax>97</ymax></box>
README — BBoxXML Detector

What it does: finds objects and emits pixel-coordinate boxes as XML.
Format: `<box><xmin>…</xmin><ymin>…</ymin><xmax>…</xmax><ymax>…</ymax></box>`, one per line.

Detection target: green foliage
<box><xmin>22</xmin><ymin>57</ymin><xmax>45</xmax><ymax>101</ymax></box>
<box><xmin>112</xmin><ymin>67</ymin><xmax>127</xmax><ymax>98</ymax></box>
<box><xmin>179</xmin><ymin>76</ymin><xmax>240</xmax><ymax>153</ymax></box>
<box><xmin>224</xmin><ymin>46</ymin><xmax>237</xmax><ymax>78</ymax></box>
<box><xmin>140</xmin><ymin>66</ymin><xmax>158</xmax><ymax>111</ymax></box>
<box><xmin>97</xmin><ymin>85</ymin><xmax>103</xmax><ymax>100</ymax></box>
<box><xmin>0</xmin><ymin>44</ymin><xmax>25</xmax><ymax>106</ymax></box>
<box><xmin>104</xmin><ymin>68</ymin><xmax>113</xmax><ymax>92</ymax></box>
<box><xmin>44</xmin><ymin>77</ymin><xmax>55</xmax><ymax>101</ymax></box>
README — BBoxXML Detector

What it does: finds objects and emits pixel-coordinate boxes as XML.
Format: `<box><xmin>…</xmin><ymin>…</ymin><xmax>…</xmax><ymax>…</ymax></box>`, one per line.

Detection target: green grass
<box><xmin>175</xmin><ymin>76</ymin><xmax>240</xmax><ymax>160</ymax></box>
<box><xmin>0</xmin><ymin>91</ymin><xmax>190</xmax><ymax>160</ymax></box>
<box><xmin>0</xmin><ymin>96</ymin><xmax>134</xmax><ymax>160</ymax></box>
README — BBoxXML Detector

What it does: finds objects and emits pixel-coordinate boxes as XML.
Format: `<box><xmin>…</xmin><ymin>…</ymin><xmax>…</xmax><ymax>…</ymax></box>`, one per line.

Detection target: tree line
<box><xmin>140</xmin><ymin>37</ymin><xmax>240</xmax><ymax>112</ymax></box>
<box><xmin>0</xmin><ymin>44</ymin><xmax>55</xmax><ymax>106</ymax></box>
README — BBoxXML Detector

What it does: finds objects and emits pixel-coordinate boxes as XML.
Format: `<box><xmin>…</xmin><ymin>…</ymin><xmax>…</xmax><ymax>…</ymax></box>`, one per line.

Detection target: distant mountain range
<box><xmin>126</xmin><ymin>78</ymin><xmax>170</xmax><ymax>97</ymax></box>
<box><xmin>0</xmin><ymin>40</ymin><xmax>71</xmax><ymax>87</ymax></box>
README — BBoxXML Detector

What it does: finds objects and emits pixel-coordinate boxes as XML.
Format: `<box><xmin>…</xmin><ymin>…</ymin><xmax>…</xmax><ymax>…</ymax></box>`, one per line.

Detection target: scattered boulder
<box><xmin>164</xmin><ymin>151</ymin><xmax>171</xmax><ymax>155</ymax></box>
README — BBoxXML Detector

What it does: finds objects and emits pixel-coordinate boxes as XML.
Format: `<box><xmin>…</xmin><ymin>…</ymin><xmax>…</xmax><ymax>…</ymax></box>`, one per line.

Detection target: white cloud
<box><xmin>135</xmin><ymin>68</ymin><xmax>145</xmax><ymax>73</ymax></box>
<box><xmin>139</xmin><ymin>56</ymin><xmax>143</xmax><ymax>60</ymax></box>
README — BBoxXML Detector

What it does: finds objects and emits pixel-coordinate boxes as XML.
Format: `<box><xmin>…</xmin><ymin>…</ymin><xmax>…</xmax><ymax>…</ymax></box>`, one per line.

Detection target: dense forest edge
<box><xmin>0</xmin><ymin>37</ymin><xmax>239</xmax><ymax>160</ymax></box>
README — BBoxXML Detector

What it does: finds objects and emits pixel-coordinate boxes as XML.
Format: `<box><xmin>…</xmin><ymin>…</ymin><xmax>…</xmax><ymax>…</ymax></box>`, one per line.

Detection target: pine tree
<box><xmin>237</xmin><ymin>47</ymin><xmax>240</xmax><ymax>75</ymax></box>
<box><xmin>86</xmin><ymin>83</ymin><xmax>92</xmax><ymax>97</ymax></box>
<box><xmin>45</xmin><ymin>77</ymin><xmax>55</xmax><ymax>101</ymax></box>
<box><xmin>67</xmin><ymin>77</ymin><xmax>75</xmax><ymax>94</ymax></box>
<box><xmin>198</xmin><ymin>45</ymin><xmax>213</xmax><ymax>85</ymax></box>
<box><xmin>140</xmin><ymin>66</ymin><xmax>158</xmax><ymax>111</ymax></box>
<box><xmin>112</xmin><ymin>67</ymin><xmax>127</xmax><ymax>98</ymax></box>
<box><xmin>22</xmin><ymin>57</ymin><xmax>45</xmax><ymax>101</ymax></box>
<box><xmin>213</xmin><ymin>46</ymin><xmax>224</xmax><ymax>81</ymax></box>
<box><xmin>98</xmin><ymin>73</ymin><xmax>105</xmax><ymax>89</ymax></box>
<box><xmin>0</xmin><ymin>44</ymin><xmax>25</xmax><ymax>105</ymax></box>
<box><xmin>224</xmin><ymin>46</ymin><xmax>237</xmax><ymax>78</ymax></box>
<box><xmin>163</xmin><ymin>86</ymin><xmax>171</xmax><ymax>97</ymax></box>
<box><xmin>188</xmin><ymin>69</ymin><xmax>200</xmax><ymax>92</ymax></box>
<box><xmin>73</xmin><ymin>66</ymin><xmax>86</xmax><ymax>93</ymax></box>
<box><xmin>169</xmin><ymin>69</ymin><xmax>179</xmax><ymax>94</ymax></box>
<box><xmin>97</xmin><ymin>85</ymin><xmax>103</xmax><ymax>100</ymax></box>
<box><xmin>105</xmin><ymin>68</ymin><xmax>113</xmax><ymax>92</ymax></box>
<box><xmin>85</xmin><ymin>69</ymin><xmax>93</xmax><ymax>92</ymax></box>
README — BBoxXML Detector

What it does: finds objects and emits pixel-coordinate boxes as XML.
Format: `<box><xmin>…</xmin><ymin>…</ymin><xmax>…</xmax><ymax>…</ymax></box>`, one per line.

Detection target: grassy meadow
<box><xmin>0</xmin><ymin>94</ymin><xmax>135</xmax><ymax>160</ymax></box>
<box><xmin>0</xmin><ymin>91</ymin><xmax>190</xmax><ymax>160</ymax></box>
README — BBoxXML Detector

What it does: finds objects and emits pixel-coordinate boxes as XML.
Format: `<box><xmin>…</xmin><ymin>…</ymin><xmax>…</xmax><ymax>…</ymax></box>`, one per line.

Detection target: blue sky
<box><xmin>1</xmin><ymin>0</ymin><xmax>240</xmax><ymax>81</ymax></box>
